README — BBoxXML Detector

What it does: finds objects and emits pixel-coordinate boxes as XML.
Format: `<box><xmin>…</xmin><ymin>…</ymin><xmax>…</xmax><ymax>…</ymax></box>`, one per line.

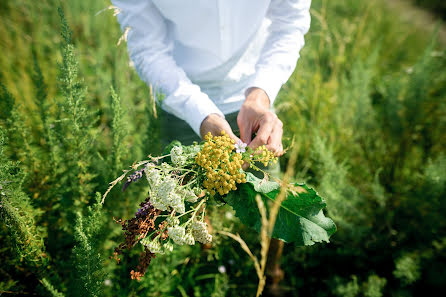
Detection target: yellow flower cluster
<box><xmin>252</xmin><ymin>145</ymin><xmax>278</xmax><ymax>167</ymax></box>
<box><xmin>196</xmin><ymin>131</ymin><xmax>246</xmax><ymax>196</ymax></box>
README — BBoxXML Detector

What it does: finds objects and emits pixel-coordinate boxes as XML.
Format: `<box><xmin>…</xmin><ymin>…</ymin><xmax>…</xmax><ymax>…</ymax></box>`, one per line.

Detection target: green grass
<box><xmin>1</xmin><ymin>0</ymin><xmax>445</xmax><ymax>296</ymax></box>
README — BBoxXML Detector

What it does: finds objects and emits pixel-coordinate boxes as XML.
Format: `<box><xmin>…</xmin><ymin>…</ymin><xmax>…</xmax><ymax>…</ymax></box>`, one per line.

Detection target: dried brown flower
<box><xmin>130</xmin><ymin>247</ymin><xmax>156</xmax><ymax>281</ymax></box>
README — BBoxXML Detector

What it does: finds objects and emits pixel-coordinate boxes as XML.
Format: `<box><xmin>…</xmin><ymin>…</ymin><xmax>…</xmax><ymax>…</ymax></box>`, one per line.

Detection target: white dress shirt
<box><xmin>112</xmin><ymin>0</ymin><xmax>311</xmax><ymax>136</ymax></box>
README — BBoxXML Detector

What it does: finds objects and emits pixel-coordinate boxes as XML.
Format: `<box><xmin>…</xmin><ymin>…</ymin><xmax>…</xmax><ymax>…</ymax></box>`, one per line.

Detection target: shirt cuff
<box><xmin>161</xmin><ymin>87</ymin><xmax>224</xmax><ymax>137</ymax></box>
<box><xmin>247</xmin><ymin>69</ymin><xmax>284</xmax><ymax>107</ymax></box>
<box><xmin>186</xmin><ymin>93</ymin><xmax>224</xmax><ymax>137</ymax></box>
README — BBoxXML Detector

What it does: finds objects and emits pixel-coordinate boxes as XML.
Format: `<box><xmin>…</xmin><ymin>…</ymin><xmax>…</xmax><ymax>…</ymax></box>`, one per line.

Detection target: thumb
<box><xmin>225</xmin><ymin>129</ymin><xmax>241</xmax><ymax>144</ymax></box>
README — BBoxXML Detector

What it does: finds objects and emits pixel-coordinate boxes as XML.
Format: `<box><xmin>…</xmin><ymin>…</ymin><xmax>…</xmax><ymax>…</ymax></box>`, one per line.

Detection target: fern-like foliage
<box><xmin>31</xmin><ymin>48</ymin><xmax>52</xmax><ymax>147</ymax></box>
<box><xmin>110</xmin><ymin>86</ymin><xmax>127</xmax><ymax>173</ymax></box>
<box><xmin>0</xmin><ymin>128</ymin><xmax>64</xmax><ymax>296</ymax></box>
<box><xmin>0</xmin><ymin>79</ymin><xmax>33</xmax><ymax>164</ymax></box>
<box><xmin>310</xmin><ymin>136</ymin><xmax>367</xmax><ymax>238</ymax></box>
<box><xmin>377</xmin><ymin>36</ymin><xmax>446</xmax><ymax>183</ymax></box>
<box><xmin>41</xmin><ymin>278</ymin><xmax>65</xmax><ymax>297</ymax></box>
<box><xmin>54</xmin><ymin>7</ymin><xmax>98</xmax><ymax>217</ymax></box>
<box><xmin>0</xmin><ymin>129</ymin><xmax>46</xmax><ymax>268</ymax></box>
<box><xmin>72</xmin><ymin>193</ymin><xmax>106</xmax><ymax>297</ymax></box>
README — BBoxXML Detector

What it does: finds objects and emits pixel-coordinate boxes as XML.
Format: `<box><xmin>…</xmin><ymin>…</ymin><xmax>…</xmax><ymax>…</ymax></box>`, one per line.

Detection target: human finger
<box><xmin>237</xmin><ymin>114</ymin><xmax>252</xmax><ymax>145</ymax></box>
<box><xmin>248</xmin><ymin>113</ymin><xmax>276</xmax><ymax>150</ymax></box>
<box><xmin>225</xmin><ymin>128</ymin><xmax>241</xmax><ymax>144</ymax></box>
<box><xmin>214</xmin><ymin>119</ymin><xmax>240</xmax><ymax>144</ymax></box>
<box><xmin>266</xmin><ymin>119</ymin><xmax>283</xmax><ymax>155</ymax></box>
<box><xmin>277</xmin><ymin>143</ymin><xmax>284</xmax><ymax>156</ymax></box>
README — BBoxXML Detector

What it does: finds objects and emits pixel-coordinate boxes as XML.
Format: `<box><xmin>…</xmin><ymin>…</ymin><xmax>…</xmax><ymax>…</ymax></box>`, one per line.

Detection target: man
<box><xmin>112</xmin><ymin>0</ymin><xmax>311</xmax><ymax>291</ymax></box>
<box><xmin>112</xmin><ymin>0</ymin><xmax>310</xmax><ymax>154</ymax></box>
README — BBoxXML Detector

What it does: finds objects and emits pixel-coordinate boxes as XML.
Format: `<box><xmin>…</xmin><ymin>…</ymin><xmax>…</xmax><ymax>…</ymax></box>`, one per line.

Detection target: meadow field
<box><xmin>1</xmin><ymin>0</ymin><xmax>445</xmax><ymax>296</ymax></box>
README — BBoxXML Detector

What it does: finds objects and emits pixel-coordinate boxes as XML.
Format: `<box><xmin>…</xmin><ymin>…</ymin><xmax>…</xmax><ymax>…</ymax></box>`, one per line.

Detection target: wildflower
<box><xmin>145</xmin><ymin>167</ymin><xmax>161</xmax><ymax>188</ymax></box>
<box><xmin>163</xmin><ymin>241</ymin><xmax>174</xmax><ymax>252</ymax></box>
<box><xmin>166</xmin><ymin>216</ymin><xmax>180</xmax><ymax>226</ymax></box>
<box><xmin>196</xmin><ymin>131</ymin><xmax>246</xmax><ymax>196</ymax></box>
<box><xmin>170</xmin><ymin>145</ymin><xmax>186</xmax><ymax>166</ymax></box>
<box><xmin>179</xmin><ymin>188</ymin><xmax>198</xmax><ymax>203</ymax></box>
<box><xmin>140</xmin><ymin>238</ymin><xmax>163</xmax><ymax>254</ymax></box>
<box><xmin>104</xmin><ymin>279</ymin><xmax>112</xmax><ymax>286</ymax></box>
<box><xmin>235</xmin><ymin>139</ymin><xmax>247</xmax><ymax>153</ymax></box>
<box><xmin>188</xmin><ymin>144</ymin><xmax>201</xmax><ymax>155</ymax></box>
<box><xmin>170</xmin><ymin>193</ymin><xmax>185</xmax><ymax>213</ymax></box>
<box><xmin>135</xmin><ymin>200</ymin><xmax>154</xmax><ymax>218</ymax></box>
<box><xmin>218</xmin><ymin>265</ymin><xmax>227</xmax><ymax>274</ymax></box>
<box><xmin>225</xmin><ymin>211</ymin><xmax>234</xmax><ymax>219</ymax></box>
<box><xmin>150</xmin><ymin>187</ymin><xmax>168</xmax><ymax>211</ymax></box>
<box><xmin>160</xmin><ymin>162</ymin><xmax>173</xmax><ymax>174</ymax></box>
<box><xmin>168</xmin><ymin>226</ymin><xmax>186</xmax><ymax>245</ymax></box>
<box><xmin>252</xmin><ymin>144</ymin><xmax>278</xmax><ymax>166</ymax></box>
<box><xmin>155</xmin><ymin>178</ymin><xmax>176</xmax><ymax>203</ymax></box>
<box><xmin>122</xmin><ymin>167</ymin><xmax>145</xmax><ymax>191</ymax></box>
<box><xmin>191</xmin><ymin>220</ymin><xmax>212</xmax><ymax>244</ymax></box>
<box><xmin>150</xmin><ymin>196</ymin><xmax>168</xmax><ymax>211</ymax></box>
<box><xmin>184</xmin><ymin>233</ymin><xmax>195</xmax><ymax>245</ymax></box>
<box><xmin>185</xmin><ymin>192</ymin><xmax>198</xmax><ymax>203</ymax></box>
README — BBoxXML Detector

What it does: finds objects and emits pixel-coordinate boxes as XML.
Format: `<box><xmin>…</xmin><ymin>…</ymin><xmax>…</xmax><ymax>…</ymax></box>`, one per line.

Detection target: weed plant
<box><xmin>0</xmin><ymin>0</ymin><xmax>445</xmax><ymax>296</ymax></box>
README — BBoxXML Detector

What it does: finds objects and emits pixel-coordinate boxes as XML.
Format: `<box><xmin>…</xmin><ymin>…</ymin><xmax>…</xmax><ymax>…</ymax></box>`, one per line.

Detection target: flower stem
<box><xmin>185</xmin><ymin>199</ymin><xmax>206</xmax><ymax>226</ymax></box>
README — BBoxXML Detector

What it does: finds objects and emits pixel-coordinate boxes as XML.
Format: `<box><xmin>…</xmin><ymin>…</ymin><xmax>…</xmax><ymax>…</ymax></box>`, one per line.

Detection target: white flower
<box><xmin>180</xmin><ymin>188</ymin><xmax>198</xmax><ymax>203</ymax></box>
<box><xmin>170</xmin><ymin>193</ymin><xmax>185</xmax><ymax>213</ymax></box>
<box><xmin>149</xmin><ymin>189</ymin><xmax>168</xmax><ymax>211</ymax></box>
<box><xmin>191</xmin><ymin>221</ymin><xmax>212</xmax><ymax>244</ymax></box>
<box><xmin>168</xmin><ymin>226</ymin><xmax>186</xmax><ymax>245</ymax></box>
<box><xmin>151</xmin><ymin>177</ymin><xmax>187</xmax><ymax>213</ymax></box>
<box><xmin>156</xmin><ymin>178</ymin><xmax>177</xmax><ymax>204</ymax></box>
<box><xmin>163</xmin><ymin>241</ymin><xmax>174</xmax><ymax>252</ymax></box>
<box><xmin>235</xmin><ymin>140</ymin><xmax>247</xmax><ymax>154</ymax></box>
<box><xmin>190</xmin><ymin>145</ymin><xmax>201</xmax><ymax>154</ymax></box>
<box><xmin>225</xmin><ymin>211</ymin><xmax>234</xmax><ymax>219</ymax></box>
<box><xmin>161</xmin><ymin>162</ymin><xmax>173</xmax><ymax>174</ymax></box>
<box><xmin>145</xmin><ymin>167</ymin><xmax>161</xmax><ymax>188</ymax></box>
<box><xmin>104</xmin><ymin>279</ymin><xmax>112</xmax><ymax>286</ymax></box>
<box><xmin>151</xmin><ymin>198</ymin><xmax>168</xmax><ymax>211</ymax></box>
<box><xmin>170</xmin><ymin>146</ymin><xmax>186</xmax><ymax>166</ymax></box>
<box><xmin>218</xmin><ymin>265</ymin><xmax>226</xmax><ymax>274</ymax></box>
<box><xmin>140</xmin><ymin>237</ymin><xmax>163</xmax><ymax>254</ymax></box>
<box><xmin>166</xmin><ymin>216</ymin><xmax>180</xmax><ymax>226</ymax></box>
<box><xmin>168</xmin><ymin>191</ymin><xmax>181</xmax><ymax>205</ymax></box>
<box><xmin>183</xmin><ymin>233</ymin><xmax>195</xmax><ymax>245</ymax></box>
<box><xmin>148</xmin><ymin>241</ymin><xmax>163</xmax><ymax>254</ymax></box>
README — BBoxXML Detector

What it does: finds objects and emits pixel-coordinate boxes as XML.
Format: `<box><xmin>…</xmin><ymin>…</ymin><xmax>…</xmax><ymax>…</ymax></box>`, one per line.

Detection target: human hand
<box><xmin>200</xmin><ymin>113</ymin><xmax>240</xmax><ymax>142</ymax></box>
<box><xmin>237</xmin><ymin>87</ymin><xmax>284</xmax><ymax>156</ymax></box>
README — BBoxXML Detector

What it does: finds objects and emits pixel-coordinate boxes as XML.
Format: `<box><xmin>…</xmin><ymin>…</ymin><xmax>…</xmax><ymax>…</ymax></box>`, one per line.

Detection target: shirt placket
<box><xmin>218</xmin><ymin>0</ymin><xmax>230</xmax><ymax>61</ymax></box>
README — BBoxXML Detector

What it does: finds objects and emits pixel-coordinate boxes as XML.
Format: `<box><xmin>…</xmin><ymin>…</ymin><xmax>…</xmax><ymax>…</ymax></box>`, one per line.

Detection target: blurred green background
<box><xmin>1</xmin><ymin>0</ymin><xmax>445</xmax><ymax>296</ymax></box>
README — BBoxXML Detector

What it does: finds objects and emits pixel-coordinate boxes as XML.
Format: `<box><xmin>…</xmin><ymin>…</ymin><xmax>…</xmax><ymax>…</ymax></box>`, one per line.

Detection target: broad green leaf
<box><xmin>225</xmin><ymin>173</ymin><xmax>336</xmax><ymax>246</ymax></box>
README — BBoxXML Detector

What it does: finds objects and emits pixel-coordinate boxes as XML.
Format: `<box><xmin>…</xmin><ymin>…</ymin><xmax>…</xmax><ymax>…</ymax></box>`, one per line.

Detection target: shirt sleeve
<box><xmin>247</xmin><ymin>0</ymin><xmax>311</xmax><ymax>105</ymax></box>
<box><xmin>111</xmin><ymin>0</ymin><xmax>224</xmax><ymax>136</ymax></box>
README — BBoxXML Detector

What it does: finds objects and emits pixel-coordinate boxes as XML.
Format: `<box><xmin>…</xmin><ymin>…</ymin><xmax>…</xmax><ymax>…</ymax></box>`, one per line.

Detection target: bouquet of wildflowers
<box><xmin>104</xmin><ymin>131</ymin><xmax>336</xmax><ymax>280</ymax></box>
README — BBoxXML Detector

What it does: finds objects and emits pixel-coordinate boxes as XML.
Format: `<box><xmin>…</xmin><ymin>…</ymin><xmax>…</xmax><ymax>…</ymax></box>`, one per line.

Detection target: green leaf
<box><xmin>225</xmin><ymin>173</ymin><xmax>336</xmax><ymax>246</ymax></box>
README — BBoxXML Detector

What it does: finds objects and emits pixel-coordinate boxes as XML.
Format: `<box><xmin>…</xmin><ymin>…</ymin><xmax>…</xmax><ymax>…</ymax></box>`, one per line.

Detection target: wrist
<box><xmin>244</xmin><ymin>87</ymin><xmax>270</xmax><ymax>109</ymax></box>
